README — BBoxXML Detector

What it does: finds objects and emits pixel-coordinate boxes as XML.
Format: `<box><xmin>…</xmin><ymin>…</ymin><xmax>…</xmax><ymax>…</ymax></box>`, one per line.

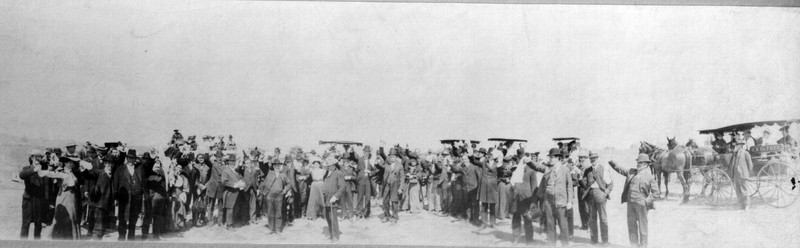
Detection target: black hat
<box><xmin>102</xmin><ymin>155</ymin><xmax>114</xmax><ymax>162</ymax></box>
<box><xmin>104</xmin><ymin>142</ymin><xmax>121</xmax><ymax>149</ymax></box>
<box><xmin>477</xmin><ymin>148</ymin><xmax>487</xmax><ymax>154</ymax></box>
<box><xmin>547</xmin><ymin>148</ymin><xmax>563</xmax><ymax>157</ymax></box>
<box><xmin>780</xmin><ymin>125</ymin><xmax>790</xmax><ymax>132</ymax></box>
<box><xmin>59</xmin><ymin>156</ymin><xmax>79</xmax><ymax>163</ymax></box>
<box><xmin>53</xmin><ymin>148</ymin><xmax>63</xmax><ymax>154</ymax></box>
<box><xmin>174</xmin><ymin>129</ymin><xmax>180</xmax><ymax>133</ymax></box>
<box><xmin>126</xmin><ymin>149</ymin><xmax>137</xmax><ymax>158</ymax></box>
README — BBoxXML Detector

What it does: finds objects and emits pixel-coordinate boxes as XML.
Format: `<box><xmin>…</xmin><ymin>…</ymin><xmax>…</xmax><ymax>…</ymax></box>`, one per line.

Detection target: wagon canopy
<box><xmin>440</xmin><ymin>139</ymin><xmax>481</xmax><ymax>145</ymax></box>
<box><xmin>488</xmin><ymin>138</ymin><xmax>528</xmax><ymax>143</ymax></box>
<box><xmin>552</xmin><ymin>137</ymin><xmax>580</xmax><ymax>142</ymax></box>
<box><xmin>698</xmin><ymin>119</ymin><xmax>800</xmax><ymax>134</ymax></box>
<box><xmin>318</xmin><ymin>140</ymin><xmax>363</xmax><ymax>146</ymax></box>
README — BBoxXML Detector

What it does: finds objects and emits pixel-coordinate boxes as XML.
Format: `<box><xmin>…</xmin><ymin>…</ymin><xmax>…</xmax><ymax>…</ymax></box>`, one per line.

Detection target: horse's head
<box><xmin>639</xmin><ymin>141</ymin><xmax>653</xmax><ymax>154</ymax></box>
<box><xmin>686</xmin><ymin>139</ymin><xmax>698</xmax><ymax>149</ymax></box>
<box><xmin>667</xmin><ymin>136</ymin><xmax>678</xmax><ymax>150</ymax></box>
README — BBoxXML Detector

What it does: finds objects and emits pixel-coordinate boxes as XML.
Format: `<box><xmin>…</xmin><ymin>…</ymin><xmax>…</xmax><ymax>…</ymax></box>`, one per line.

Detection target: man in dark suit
<box><xmin>89</xmin><ymin>156</ymin><xmax>114</xmax><ymax>240</ymax></box>
<box><xmin>205</xmin><ymin>150</ymin><xmax>225</xmax><ymax>226</ymax></box>
<box><xmin>322</xmin><ymin>156</ymin><xmax>346</xmax><ymax>242</ymax></box>
<box><xmin>242</xmin><ymin>153</ymin><xmax>261</xmax><ymax>225</ymax></box>
<box><xmin>464</xmin><ymin>146</ymin><xmax>483</xmax><ymax>226</ymax></box>
<box><xmin>280</xmin><ymin>154</ymin><xmax>298</xmax><ymax>226</ymax></box>
<box><xmin>510</xmin><ymin>149</ymin><xmax>538</xmax><ymax>244</ymax></box>
<box><xmin>111</xmin><ymin>149</ymin><xmax>144</xmax><ymax>241</ymax></box>
<box><xmin>19</xmin><ymin>150</ymin><xmax>47</xmax><ymax>240</ymax></box>
<box><xmin>354</xmin><ymin>145</ymin><xmax>378</xmax><ymax>218</ymax></box>
<box><xmin>221</xmin><ymin>154</ymin><xmax>244</xmax><ymax>230</ymax></box>
<box><xmin>377</xmin><ymin>142</ymin><xmax>408</xmax><ymax>224</ymax></box>
<box><xmin>609</xmin><ymin>154</ymin><xmax>659</xmax><ymax>248</ymax></box>
<box><xmin>582</xmin><ymin>152</ymin><xmax>613</xmax><ymax>245</ymax></box>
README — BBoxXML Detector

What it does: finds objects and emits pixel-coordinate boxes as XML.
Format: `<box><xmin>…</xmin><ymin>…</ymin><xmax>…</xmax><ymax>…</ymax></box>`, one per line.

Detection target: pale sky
<box><xmin>1</xmin><ymin>1</ymin><xmax>799</xmax><ymax>152</ymax></box>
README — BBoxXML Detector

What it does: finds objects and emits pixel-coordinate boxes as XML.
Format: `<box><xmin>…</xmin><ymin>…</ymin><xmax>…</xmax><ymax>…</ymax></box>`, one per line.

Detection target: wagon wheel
<box><xmin>756</xmin><ymin>161</ymin><xmax>800</xmax><ymax>208</ymax></box>
<box><xmin>706</xmin><ymin>168</ymin><xmax>734</xmax><ymax>206</ymax></box>
<box><xmin>688</xmin><ymin>167</ymin><xmax>708</xmax><ymax>197</ymax></box>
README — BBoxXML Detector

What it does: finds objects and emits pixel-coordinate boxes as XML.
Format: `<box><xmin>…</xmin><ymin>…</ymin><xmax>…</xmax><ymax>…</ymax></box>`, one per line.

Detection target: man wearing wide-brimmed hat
<box><xmin>609</xmin><ymin>153</ymin><xmax>659</xmax><ymax>248</ymax></box>
<box><xmin>730</xmin><ymin>137</ymin><xmax>753</xmax><ymax>210</ymax></box>
<box><xmin>111</xmin><ymin>149</ymin><xmax>145</xmax><ymax>241</ymax></box>
<box><xmin>320</xmin><ymin>155</ymin><xmax>346</xmax><ymax>242</ymax></box>
<box><xmin>260</xmin><ymin>158</ymin><xmax>291</xmax><ymax>234</ymax></box>
<box><xmin>777</xmin><ymin>125</ymin><xmax>798</xmax><ymax>147</ymax></box>
<box><xmin>205</xmin><ymin>150</ymin><xmax>226</xmax><ymax>226</ymax></box>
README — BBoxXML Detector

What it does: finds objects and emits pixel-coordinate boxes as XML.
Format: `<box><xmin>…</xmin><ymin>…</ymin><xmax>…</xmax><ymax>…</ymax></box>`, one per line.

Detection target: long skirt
<box><xmin>52</xmin><ymin>191</ymin><xmax>81</xmax><ymax>240</ymax></box>
<box><xmin>497</xmin><ymin>182</ymin><xmax>512</xmax><ymax>219</ymax></box>
<box><xmin>306</xmin><ymin>181</ymin><xmax>325</xmax><ymax>219</ymax></box>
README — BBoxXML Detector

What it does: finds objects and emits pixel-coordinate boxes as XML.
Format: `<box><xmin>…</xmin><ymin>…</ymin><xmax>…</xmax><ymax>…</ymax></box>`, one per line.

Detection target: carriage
<box><xmin>692</xmin><ymin>119</ymin><xmax>800</xmax><ymax>208</ymax></box>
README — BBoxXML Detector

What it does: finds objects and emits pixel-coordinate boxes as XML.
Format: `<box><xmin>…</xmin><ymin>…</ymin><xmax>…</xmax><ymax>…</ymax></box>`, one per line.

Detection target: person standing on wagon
<box><xmin>608</xmin><ymin>154</ymin><xmax>658</xmax><ymax>248</ymax></box>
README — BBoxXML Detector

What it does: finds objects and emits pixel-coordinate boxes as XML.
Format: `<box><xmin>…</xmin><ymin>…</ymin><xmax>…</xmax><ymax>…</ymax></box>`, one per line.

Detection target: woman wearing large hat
<box><xmin>37</xmin><ymin>156</ymin><xmax>88</xmax><ymax>240</ymax></box>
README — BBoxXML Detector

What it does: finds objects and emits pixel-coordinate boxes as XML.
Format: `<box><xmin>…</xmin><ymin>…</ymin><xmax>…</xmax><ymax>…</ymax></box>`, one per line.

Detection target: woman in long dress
<box><xmin>306</xmin><ymin>159</ymin><xmax>327</xmax><ymax>220</ymax></box>
<box><xmin>38</xmin><ymin>157</ymin><xmax>85</xmax><ymax>240</ymax></box>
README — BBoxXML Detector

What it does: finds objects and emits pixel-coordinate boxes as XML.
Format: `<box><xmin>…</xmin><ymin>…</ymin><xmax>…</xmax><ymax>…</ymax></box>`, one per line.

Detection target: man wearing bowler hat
<box><xmin>260</xmin><ymin>158</ymin><xmax>291</xmax><ymax>234</ymax></box>
<box><xmin>377</xmin><ymin>141</ymin><xmax>408</xmax><ymax>224</ymax></box>
<box><xmin>19</xmin><ymin>149</ymin><xmax>47</xmax><ymax>240</ymax></box>
<box><xmin>111</xmin><ymin>149</ymin><xmax>144</xmax><ymax>241</ymax></box>
<box><xmin>526</xmin><ymin>148</ymin><xmax>572</xmax><ymax>246</ymax></box>
<box><xmin>205</xmin><ymin>150</ymin><xmax>226</xmax><ymax>226</ymax></box>
<box><xmin>609</xmin><ymin>154</ymin><xmax>659</xmax><ymax>248</ymax></box>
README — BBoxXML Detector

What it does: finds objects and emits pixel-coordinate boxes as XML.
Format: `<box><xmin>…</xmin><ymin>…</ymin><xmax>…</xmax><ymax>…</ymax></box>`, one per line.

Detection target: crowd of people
<box><xmin>18</xmin><ymin>129</ymin><xmax>667</xmax><ymax>247</ymax></box>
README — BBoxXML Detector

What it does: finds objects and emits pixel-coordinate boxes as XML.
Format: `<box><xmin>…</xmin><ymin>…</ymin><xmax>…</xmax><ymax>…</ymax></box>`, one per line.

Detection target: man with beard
<box><xmin>609</xmin><ymin>154</ymin><xmax>658</xmax><ymax>248</ymax></box>
<box><xmin>111</xmin><ymin>149</ymin><xmax>145</xmax><ymax>241</ymax></box>
<box><xmin>260</xmin><ymin>158</ymin><xmax>291</xmax><ymax>234</ymax></box>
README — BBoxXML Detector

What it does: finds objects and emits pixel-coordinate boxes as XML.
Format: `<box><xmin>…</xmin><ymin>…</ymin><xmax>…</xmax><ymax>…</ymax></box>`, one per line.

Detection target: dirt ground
<box><xmin>1</xmin><ymin>145</ymin><xmax>798</xmax><ymax>247</ymax></box>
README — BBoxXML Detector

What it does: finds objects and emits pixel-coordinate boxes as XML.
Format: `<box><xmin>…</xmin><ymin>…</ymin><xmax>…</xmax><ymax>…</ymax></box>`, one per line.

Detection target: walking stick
<box><xmin>322</xmin><ymin>192</ymin><xmax>331</xmax><ymax>239</ymax></box>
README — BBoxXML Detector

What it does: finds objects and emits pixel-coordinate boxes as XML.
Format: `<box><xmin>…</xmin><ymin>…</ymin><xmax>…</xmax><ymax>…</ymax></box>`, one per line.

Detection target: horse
<box><xmin>639</xmin><ymin>137</ymin><xmax>693</xmax><ymax>203</ymax></box>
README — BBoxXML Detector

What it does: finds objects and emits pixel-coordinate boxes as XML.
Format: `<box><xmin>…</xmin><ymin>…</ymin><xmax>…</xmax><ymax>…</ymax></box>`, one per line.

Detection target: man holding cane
<box><xmin>322</xmin><ymin>156</ymin><xmax>346</xmax><ymax>242</ymax></box>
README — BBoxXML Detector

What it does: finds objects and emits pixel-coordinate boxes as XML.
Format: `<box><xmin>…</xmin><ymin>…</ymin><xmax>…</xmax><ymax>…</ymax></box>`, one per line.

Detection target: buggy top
<box><xmin>698</xmin><ymin>119</ymin><xmax>800</xmax><ymax>134</ymax></box>
<box><xmin>440</xmin><ymin>139</ymin><xmax>481</xmax><ymax>145</ymax></box>
<box><xmin>318</xmin><ymin>140</ymin><xmax>363</xmax><ymax>146</ymax></box>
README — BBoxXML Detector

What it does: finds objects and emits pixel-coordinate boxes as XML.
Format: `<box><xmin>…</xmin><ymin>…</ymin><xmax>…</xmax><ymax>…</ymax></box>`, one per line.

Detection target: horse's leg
<box><xmin>654</xmin><ymin>166</ymin><xmax>663</xmax><ymax>198</ymax></box>
<box><xmin>663</xmin><ymin>172</ymin><xmax>670</xmax><ymax>198</ymax></box>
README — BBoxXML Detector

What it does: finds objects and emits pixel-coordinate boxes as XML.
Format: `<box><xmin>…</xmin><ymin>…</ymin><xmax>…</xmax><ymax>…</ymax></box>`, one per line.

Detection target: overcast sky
<box><xmin>1</xmin><ymin>1</ymin><xmax>799</xmax><ymax>152</ymax></box>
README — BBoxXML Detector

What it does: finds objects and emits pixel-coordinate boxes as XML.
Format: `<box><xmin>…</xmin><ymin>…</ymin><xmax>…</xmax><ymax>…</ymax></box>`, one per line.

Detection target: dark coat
<box><xmin>322</xmin><ymin>168</ymin><xmax>346</xmax><ymax>207</ymax></box>
<box><xmin>20</xmin><ymin>165</ymin><xmax>46</xmax><ymax>199</ymax></box>
<box><xmin>220</xmin><ymin>165</ymin><xmax>242</xmax><ymax>209</ymax></box>
<box><xmin>354</xmin><ymin>154</ymin><xmax>377</xmax><ymax>197</ymax></box>
<box><xmin>90</xmin><ymin>171</ymin><xmax>113</xmax><ymax>209</ymax></box>
<box><xmin>511</xmin><ymin>164</ymin><xmax>538</xmax><ymax>201</ymax></box>
<box><xmin>111</xmin><ymin>163</ymin><xmax>145</xmax><ymax>199</ymax></box>
<box><xmin>205</xmin><ymin>161</ymin><xmax>225</xmax><ymax>199</ymax></box>
<box><xmin>259</xmin><ymin>168</ymin><xmax>290</xmax><ymax>196</ymax></box>
<box><xmin>472</xmin><ymin>156</ymin><xmax>499</xmax><ymax>203</ymax></box>
<box><xmin>609</xmin><ymin>162</ymin><xmax>657</xmax><ymax>209</ymax></box>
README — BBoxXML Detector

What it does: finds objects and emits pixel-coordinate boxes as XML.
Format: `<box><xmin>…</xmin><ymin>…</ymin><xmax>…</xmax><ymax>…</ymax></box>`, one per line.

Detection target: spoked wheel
<box><xmin>756</xmin><ymin>161</ymin><xmax>799</xmax><ymax>208</ymax></box>
<box><xmin>706</xmin><ymin>168</ymin><xmax>734</xmax><ymax>206</ymax></box>
<box><xmin>688</xmin><ymin>167</ymin><xmax>708</xmax><ymax>197</ymax></box>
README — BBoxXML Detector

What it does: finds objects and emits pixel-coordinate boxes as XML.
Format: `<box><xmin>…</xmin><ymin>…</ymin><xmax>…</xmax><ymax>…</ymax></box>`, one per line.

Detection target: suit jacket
<box><xmin>729</xmin><ymin>147</ymin><xmax>753</xmax><ymax>179</ymax></box>
<box><xmin>280</xmin><ymin>165</ymin><xmax>297</xmax><ymax>193</ymax></box>
<box><xmin>220</xmin><ymin>165</ymin><xmax>242</xmax><ymax>209</ymax></box>
<box><xmin>205</xmin><ymin>161</ymin><xmax>224</xmax><ymax>199</ymax></box>
<box><xmin>381</xmin><ymin>160</ymin><xmax>408</xmax><ymax>202</ymax></box>
<box><xmin>242</xmin><ymin>166</ymin><xmax>259</xmax><ymax>193</ymax></box>
<box><xmin>528</xmin><ymin>161</ymin><xmax>572</xmax><ymax>207</ymax></box>
<box><xmin>111</xmin><ymin>163</ymin><xmax>145</xmax><ymax>199</ymax></box>
<box><xmin>260</xmin><ymin>169</ymin><xmax>290</xmax><ymax>197</ymax></box>
<box><xmin>463</xmin><ymin>160</ymin><xmax>481</xmax><ymax>191</ymax></box>
<box><xmin>91</xmin><ymin>171</ymin><xmax>113</xmax><ymax>209</ymax></box>
<box><xmin>322</xmin><ymin>168</ymin><xmax>346</xmax><ymax>207</ymax></box>
<box><xmin>19</xmin><ymin>165</ymin><xmax>45</xmax><ymax>199</ymax></box>
<box><xmin>355</xmin><ymin>154</ymin><xmax>377</xmax><ymax>196</ymax></box>
<box><xmin>511</xmin><ymin>164</ymin><xmax>538</xmax><ymax>201</ymax></box>
<box><xmin>609</xmin><ymin>162</ymin><xmax>658</xmax><ymax>209</ymax></box>
<box><xmin>581</xmin><ymin>163</ymin><xmax>614</xmax><ymax>200</ymax></box>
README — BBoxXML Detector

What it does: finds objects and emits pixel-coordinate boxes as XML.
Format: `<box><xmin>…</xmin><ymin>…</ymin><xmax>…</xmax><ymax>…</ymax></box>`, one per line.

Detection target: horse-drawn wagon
<box><xmin>694</xmin><ymin>119</ymin><xmax>800</xmax><ymax>208</ymax></box>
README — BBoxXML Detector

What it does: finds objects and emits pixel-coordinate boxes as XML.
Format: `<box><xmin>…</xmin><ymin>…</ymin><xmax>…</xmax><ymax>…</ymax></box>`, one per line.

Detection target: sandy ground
<box><xmin>2</xmin><ymin>145</ymin><xmax>799</xmax><ymax>247</ymax></box>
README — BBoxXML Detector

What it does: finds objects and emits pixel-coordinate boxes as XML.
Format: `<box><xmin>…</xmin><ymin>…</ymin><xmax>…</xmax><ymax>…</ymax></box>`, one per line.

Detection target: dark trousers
<box><xmin>266</xmin><ymin>195</ymin><xmax>283</xmax><ymax>232</ymax></box>
<box><xmin>205</xmin><ymin>197</ymin><xmax>220</xmax><ymax>225</ymax></box>
<box><xmin>85</xmin><ymin>206</ymin><xmax>97</xmax><ymax>236</ymax></box>
<box><xmin>450</xmin><ymin>182</ymin><xmax>465</xmax><ymax>218</ymax></box>
<box><xmin>578</xmin><ymin>187</ymin><xmax>590</xmax><ymax>228</ymax></box>
<box><xmin>466</xmin><ymin>188</ymin><xmax>479</xmax><ymax>225</ymax></box>
<box><xmin>248</xmin><ymin>190</ymin><xmax>258</xmax><ymax>222</ymax></box>
<box><xmin>142</xmin><ymin>192</ymin><xmax>167</xmax><ymax>239</ymax></box>
<box><xmin>282</xmin><ymin>191</ymin><xmax>295</xmax><ymax>224</ymax></box>
<box><xmin>117</xmin><ymin>194</ymin><xmax>143</xmax><ymax>241</ymax></box>
<box><xmin>381</xmin><ymin>195</ymin><xmax>400</xmax><ymax>220</ymax></box>
<box><xmin>511</xmin><ymin>198</ymin><xmax>534</xmax><ymax>242</ymax></box>
<box><xmin>589</xmin><ymin>189</ymin><xmax>609</xmax><ymax>243</ymax></box>
<box><xmin>565</xmin><ymin>207</ymin><xmax>574</xmax><ymax>236</ymax></box>
<box><xmin>627</xmin><ymin>203</ymin><xmax>648</xmax><ymax>247</ymax></box>
<box><xmin>297</xmin><ymin>182</ymin><xmax>309</xmax><ymax>218</ymax></box>
<box><xmin>324</xmin><ymin>206</ymin><xmax>340</xmax><ymax>240</ymax></box>
<box><xmin>356</xmin><ymin>191</ymin><xmax>372</xmax><ymax>218</ymax></box>
<box><xmin>480</xmin><ymin>202</ymin><xmax>497</xmax><ymax>227</ymax></box>
<box><xmin>542</xmin><ymin>196</ymin><xmax>569</xmax><ymax>245</ymax></box>
<box><xmin>442</xmin><ymin>182</ymin><xmax>451</xmax><ymax>213</ymax></box>
<box><xmin>20</xmin><ymin>197</ymin><xmax>44</xmax><ymax>240</ymax></box>
<box><xmin>91</xmin><ymin>207</ymin><xmax>110</xmax><ymax>240</ymax></box>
